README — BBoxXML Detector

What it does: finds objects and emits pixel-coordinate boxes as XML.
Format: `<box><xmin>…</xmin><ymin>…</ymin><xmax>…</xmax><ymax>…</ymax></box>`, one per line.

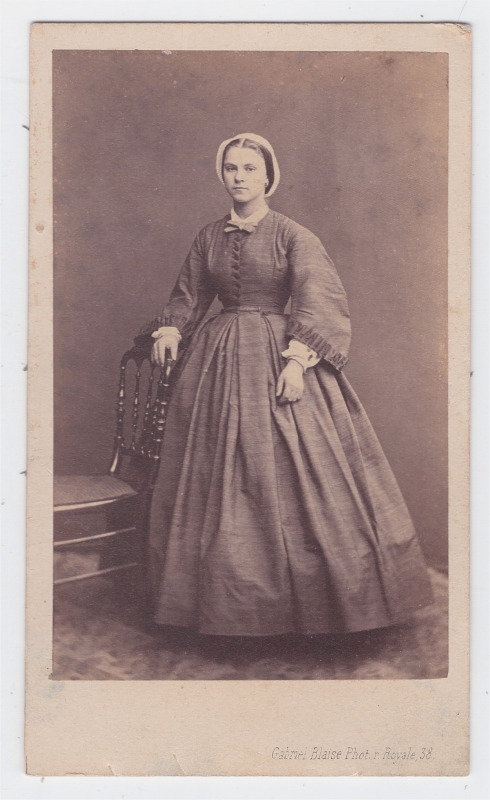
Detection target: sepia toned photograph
<box><xmin>25</xmin><ymin>21</ymin><xmax>471</xmax><ymax>777</ymax></box>
<box><xmin>52</xmin><ymin>48</ymin><xmax>448</xmax><ymax>682</ymax></box>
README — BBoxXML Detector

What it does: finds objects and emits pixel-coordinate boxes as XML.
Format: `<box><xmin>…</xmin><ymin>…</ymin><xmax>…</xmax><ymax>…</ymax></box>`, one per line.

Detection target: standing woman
<box><xmin>149</xmin><ymin>133</ymin><xmax>433</xmax><ymax>637</ymax></box>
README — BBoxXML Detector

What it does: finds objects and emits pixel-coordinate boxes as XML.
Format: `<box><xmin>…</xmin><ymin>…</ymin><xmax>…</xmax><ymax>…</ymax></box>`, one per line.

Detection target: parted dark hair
<box><xmin>222</xmin><ymin>138</ymin><xmax>275</xmax><ymax>194</ymax></box>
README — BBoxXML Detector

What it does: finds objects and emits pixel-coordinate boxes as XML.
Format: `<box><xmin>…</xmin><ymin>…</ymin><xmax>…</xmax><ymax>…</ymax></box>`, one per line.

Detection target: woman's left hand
<box><xmin>276</xmin><ymin>360</ymin><xmax>304</xmax><ymax>403</ymax></box>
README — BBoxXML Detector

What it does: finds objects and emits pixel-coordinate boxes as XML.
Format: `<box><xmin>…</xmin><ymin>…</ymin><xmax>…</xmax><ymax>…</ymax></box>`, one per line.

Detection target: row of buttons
<box><xmin>230</xmin><ymin>231</ymin><xmax>242</xmax><ymax>303</ymax></box>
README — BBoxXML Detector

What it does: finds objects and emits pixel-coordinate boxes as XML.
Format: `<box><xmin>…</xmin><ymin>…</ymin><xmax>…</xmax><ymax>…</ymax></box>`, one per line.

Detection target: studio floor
<box><xmin>52</xmin><ymin>552</ymin><xmax>448</xmax><ymax>681</ymax></box>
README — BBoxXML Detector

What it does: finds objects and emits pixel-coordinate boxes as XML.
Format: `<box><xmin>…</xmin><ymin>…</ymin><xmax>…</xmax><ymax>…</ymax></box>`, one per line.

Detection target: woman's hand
<box><xmin>276</xmin><ymin>360</ymin><xmax>304</xmax><ymax>403</ymax></box>
<box><xmin>151</xmin><ymin>335</ymin><xmax>178</xmax><ymax>367</ymax></box>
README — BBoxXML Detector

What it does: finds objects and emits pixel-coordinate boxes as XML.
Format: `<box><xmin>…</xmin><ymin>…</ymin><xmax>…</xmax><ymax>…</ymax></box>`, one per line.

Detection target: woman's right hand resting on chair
<box><xmin>151</xmin><ymin>326</ymin><xmax>181</xmax><ymax>367</ymax></box>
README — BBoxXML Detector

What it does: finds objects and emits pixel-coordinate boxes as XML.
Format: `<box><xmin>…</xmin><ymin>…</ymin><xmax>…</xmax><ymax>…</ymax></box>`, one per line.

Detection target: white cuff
<box><xmin>151</xmin><ymin>326</ymin><xmax>182</xmax><ymax>343</ymax></box>
<box><xmin>281</xmin><ymin>339</ymin><xmax>320</xmax><ymax>370</ymax></box>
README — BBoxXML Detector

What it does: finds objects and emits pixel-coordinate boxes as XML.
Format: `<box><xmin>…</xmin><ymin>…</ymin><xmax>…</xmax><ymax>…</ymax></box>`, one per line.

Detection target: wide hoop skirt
<box><xmin>149</xmin><ymin>310</ymin><xmax>433</xmax><ymax>636</ymax></box>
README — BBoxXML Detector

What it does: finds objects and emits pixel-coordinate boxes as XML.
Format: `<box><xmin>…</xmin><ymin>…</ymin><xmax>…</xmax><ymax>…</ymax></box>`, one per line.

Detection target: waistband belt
<box><xmin>221</xmin><ymin>305</ymin><xmax>284</xmax><ymax>315</ymax></box>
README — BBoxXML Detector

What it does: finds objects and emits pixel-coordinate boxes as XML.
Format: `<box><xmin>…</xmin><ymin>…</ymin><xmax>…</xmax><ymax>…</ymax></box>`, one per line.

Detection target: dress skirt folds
<box><xmin>149</xmin><ymin>210</ymin><xmax>433</xmax><ymax>636</ymax></box>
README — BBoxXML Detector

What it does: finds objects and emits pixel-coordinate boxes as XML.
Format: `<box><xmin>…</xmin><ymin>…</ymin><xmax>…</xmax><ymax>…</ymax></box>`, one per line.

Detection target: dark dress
<box><xmin>149</xmin><ymin>209</ymin><xmax>433</xmax><ymax>636</ymax></box>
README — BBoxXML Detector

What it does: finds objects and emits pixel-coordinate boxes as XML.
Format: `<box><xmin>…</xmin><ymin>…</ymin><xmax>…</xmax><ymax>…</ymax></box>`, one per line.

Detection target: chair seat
<box><xmin>54</xmin><ymin>474</ymin><xmax>138</xmax><ymax>511</ymax></box>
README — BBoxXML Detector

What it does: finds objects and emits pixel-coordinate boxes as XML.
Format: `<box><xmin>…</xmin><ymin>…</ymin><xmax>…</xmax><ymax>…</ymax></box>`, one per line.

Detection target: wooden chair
<box><xmin>53</xmin><ymin>334</ymin><xmax>173</xmax><ymax>602</ymax></box>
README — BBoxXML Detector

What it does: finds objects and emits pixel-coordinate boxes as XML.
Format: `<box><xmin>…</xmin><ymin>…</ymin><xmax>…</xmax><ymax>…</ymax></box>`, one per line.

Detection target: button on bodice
<box><xmin>209</xmin><ymin>221</ymin><xmax>290</xmax><ymax>311</ymax></box>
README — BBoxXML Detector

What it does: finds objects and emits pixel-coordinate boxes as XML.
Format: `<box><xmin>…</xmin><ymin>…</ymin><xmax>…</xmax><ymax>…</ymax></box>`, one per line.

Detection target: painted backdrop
<box><xmin>53</xmin><ymin>50</ymin><xmax>448</xmax><ymax>567</ymax></box>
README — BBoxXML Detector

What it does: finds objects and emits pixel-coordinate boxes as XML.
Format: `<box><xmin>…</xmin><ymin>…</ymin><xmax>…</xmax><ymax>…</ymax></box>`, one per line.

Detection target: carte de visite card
<box><xmin>26</xmin><ymin>21</ymin><xmax>470</xmax><ymax>777</ymax></box>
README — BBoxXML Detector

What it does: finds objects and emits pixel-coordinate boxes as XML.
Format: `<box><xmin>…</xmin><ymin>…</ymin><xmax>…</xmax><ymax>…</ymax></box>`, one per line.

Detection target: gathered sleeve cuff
<box><xmin>286</xmin><ymin>228</ymin><xmax>351</xmax><ymax>372</ymax></box>
<box><xmin>161</xmin><ymin>313</ymin><xmax>191</xmax><ymax>332</ymax></box>
<box><xmin>285</xmin><ymin>320</ymin><xmax>348</xmax><ymax>371</ymax></box>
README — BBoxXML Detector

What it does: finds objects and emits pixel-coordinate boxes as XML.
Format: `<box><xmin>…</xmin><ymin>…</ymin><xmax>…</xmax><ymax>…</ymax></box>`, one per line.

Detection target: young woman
<box><xmin>149</xmin><ymin>133</ymin><xmax>433</xmax><ymax>637</ymax></box>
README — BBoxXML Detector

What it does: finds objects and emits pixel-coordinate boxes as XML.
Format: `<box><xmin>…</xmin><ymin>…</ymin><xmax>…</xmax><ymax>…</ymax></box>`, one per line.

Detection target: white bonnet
<box><xmin>215</xmin><ymin>133</ymin><xmax>280</xmax><ymax>197</ymax></box>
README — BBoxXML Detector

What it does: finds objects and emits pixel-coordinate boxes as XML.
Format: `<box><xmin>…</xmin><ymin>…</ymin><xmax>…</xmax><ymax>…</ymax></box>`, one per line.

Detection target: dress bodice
<box><xmin>163</xmin><ymin>209</ymin><xmax>351</xmax><ymax>371</ymax></box>
<box><xmin>204</xmin><ymin>211</ymin><xmax>295</xmax><ymax>311</ymax></box>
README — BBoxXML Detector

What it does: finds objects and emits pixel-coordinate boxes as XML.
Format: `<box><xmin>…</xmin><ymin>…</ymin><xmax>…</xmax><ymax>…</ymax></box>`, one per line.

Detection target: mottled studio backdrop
<box><xmin>53</xmin><ymin>51</ymin><xmax>448</xmax><ymax>567</ymax></box>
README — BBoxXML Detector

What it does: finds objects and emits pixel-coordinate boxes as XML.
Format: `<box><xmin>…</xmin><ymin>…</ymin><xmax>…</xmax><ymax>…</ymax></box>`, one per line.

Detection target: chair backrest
<box><xmin>109</xmin><ymin>333</ymin><xmax>174</xmax><ymax>493</ymax></box>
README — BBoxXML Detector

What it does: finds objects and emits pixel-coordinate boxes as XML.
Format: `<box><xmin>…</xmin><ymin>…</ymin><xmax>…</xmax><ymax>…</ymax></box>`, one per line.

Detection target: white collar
<box><xmin>229</xmin><ymin>204</ymin><xmax>270</xmax><ymax>227</ymax></box>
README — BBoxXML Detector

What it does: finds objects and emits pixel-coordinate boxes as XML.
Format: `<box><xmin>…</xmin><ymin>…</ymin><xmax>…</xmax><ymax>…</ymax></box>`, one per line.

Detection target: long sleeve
<box><xmin>162</xmin><ymin>229</ymin><xmax>217</xmax><ymax>340</ymax></box>
<box><xmin>286</xmin><ymin>228</ymin><xmax>350</xmax><ymax>371</ymax></box>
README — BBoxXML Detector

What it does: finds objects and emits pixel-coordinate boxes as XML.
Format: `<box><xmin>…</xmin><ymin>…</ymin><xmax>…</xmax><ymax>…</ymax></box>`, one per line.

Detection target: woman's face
<box><xmin>222</xmin><ymin>146</ymin><xmax>268</xmax><ymax>205</ymax></box>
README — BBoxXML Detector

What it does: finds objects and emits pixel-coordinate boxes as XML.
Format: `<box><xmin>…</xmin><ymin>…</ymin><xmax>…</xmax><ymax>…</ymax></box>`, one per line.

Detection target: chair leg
<box><xmin>99</xmin><ymin>498</ymin><xmax>139</xmax><ymax>571</ymax></box>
